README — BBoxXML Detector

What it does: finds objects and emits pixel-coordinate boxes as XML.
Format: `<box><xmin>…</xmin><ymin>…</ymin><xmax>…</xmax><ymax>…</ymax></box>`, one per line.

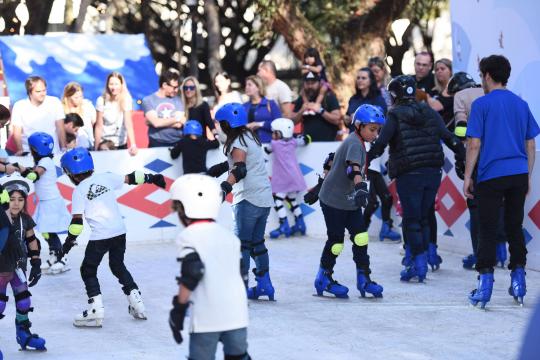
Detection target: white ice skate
<box><xmin>74</xmin><ymin>295</ymin><xmax>104</xmax><ymax>328</ymax></box>
<box><xmin>127</xmin><ymin>289</ymin><xmax>147</xmax><ymax>320</ymax></box>
<box><xmin>40</xmin><ymin>251</ymin><xmax>56</xmax><ymax>271</ymax></box>
<box><xmin>49</xmin><ymin>256</ymin><xmax>70</xmax><ymax>275</ymax></box>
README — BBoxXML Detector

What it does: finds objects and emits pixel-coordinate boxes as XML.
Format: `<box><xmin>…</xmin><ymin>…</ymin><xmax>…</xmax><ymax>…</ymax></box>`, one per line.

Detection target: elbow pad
<box><xmin>454</xmin><ymin>120</ymin><xmax>467</xmax><ymax>140</ymax></box>
<box><xmin>230</xmin><ymin>162</ymin><xmax>247</xmax><ymax>182</ymax></box>
<box><xmin>178</xmin><ymin>252</ymin><xmax>205</xmax><ymax>291</ymax></box>
<box><xmin>346</xmin><ymin>164</ymin><xmax>362</xmax><ymax>180</ymax></box>
<box><xmin>26</xmin><ymin>233</ymin><xmax>41</xmax><ymax>258</ymax></box>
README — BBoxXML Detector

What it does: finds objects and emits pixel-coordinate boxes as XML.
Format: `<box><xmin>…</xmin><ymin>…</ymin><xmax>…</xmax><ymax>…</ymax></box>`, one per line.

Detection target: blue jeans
<box><xmin>396</xmin><ymin>168</ymin><xmax>441</xmax><ymax>256</ymax></box>
<box><xmin>232</xmin><ymin>200</ymin><xmax>271</xmax><ymax>278</ymax></box>
<box><xmin>319</xmin><ymin>201</ymin><xmax>370</xmax><ymax>271</ymax></box>
<box><xmin>189</xmin><ymin>327</ymin><xmax>248</xmax><ymax>360</ymax></box>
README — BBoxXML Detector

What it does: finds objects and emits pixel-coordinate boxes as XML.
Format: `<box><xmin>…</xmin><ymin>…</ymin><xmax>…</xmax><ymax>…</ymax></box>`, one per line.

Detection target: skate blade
<box><xmin>19</xmin><ymin>347</ymin><xmax>47</xmax><ymax>352</ymax></box>
<box><xmin>73</xmin><ymin>319</ymin><xmax>103</xmax><ymax>328</ymax></box>
<box><xmin>469</xmin><ymin>302</ymin><xmax>488</xmax><ymax>310</ymax></box>
<box><xmin>248</xmin><ymin>297</ymin><xmax>276</xmax><ymax>302</ymax></box>
<box><xmin>313</xmin><ymin>293</ymin><xmax>349</xmax><ymax>300</ymax></box>
<box><xmin>130</xmin><ymin>312</ymin><xmax>148</xmax><ymax>320</ymax></box>
<box><xmin>45</xmin><ymin>267</ymin><xmax>71</xmax><ymax>275</ymax></box>
<box><xmin>513</xmin><ymin>297</ymin><xmax>524</xmax><ymax>307</ymax></box>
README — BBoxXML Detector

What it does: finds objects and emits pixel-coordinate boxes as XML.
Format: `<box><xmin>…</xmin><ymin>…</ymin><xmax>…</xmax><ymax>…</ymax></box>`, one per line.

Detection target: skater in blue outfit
<box><xmin>314</xmin><ymin>104</ymin><xmax>385</xmax><ymax>299</ymax></box>
<box><xmin>0</xmin><ymin>178</ymin><xmax>46</xmax><ymax>352</ymax></box>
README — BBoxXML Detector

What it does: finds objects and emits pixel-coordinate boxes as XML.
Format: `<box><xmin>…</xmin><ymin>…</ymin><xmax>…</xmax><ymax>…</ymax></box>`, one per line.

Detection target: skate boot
<box><xmin>269</xmin><ymin>218</ymin><xmax>292</xmax><ymax>239</ymax></box>
<box><xmin>496</xmin><ymin>242</ymin><xmax>507</xmax><ymax>268</ymax></box>
<box><xmin>49</xmin><ymin>255</ymin><xmax>69</xmax><ymax>275</ymax></box>
<box><xmin>379</xmin><ymin>221</ymin><xmax>401</xmax><ymax>242</ymax></box>
<box><xmin>74</xmin><ymin>295</ymin><xmax>104</xmax><ymax>327</ymax></box>
<box><xmin>314</xmin><ymin>267</ymin><xmax>349</xmax><ymax>299</ymax></box>
<box><xmin>15</xmin><ymin>319</ymin><xmax>46</xmax><ymax>351</ymax></box>
<box><xmin>427</xmin><ymin>243</ymin><xmax>442</xmax><ymax>271</ymax></box>
<box><xmin>247</xmin><ymin>270</ymin><xmax>275</xmax><ymax>301</ymax></box>
<box><xmin>356</xmin><ymin>270</ymin><xmax>383</xmax><ymax>298</ymax></box>
<box><xmin>290</xmin><ymin>215</ymin><xmax>307</xmax><ymax>236</ymax></box>
<box><xmin>462</xmin><ymin>254</ymin><xmax>477</xmax><ymax>270</ymax></box>
<box><xmin>508</xmin><ymin>267</ymin><xmax>526</xmax><ymax>306</ymax></box>
<box><xmin>400</xmin><ymin>252</ymin><xmax>428</xmax><ymax>282</ymax></box>
<box><xmin>40</xmin><ymin>251</ymin><xmax>56</xmax><ymax>271</ymax></box>
<box><xmin>469</xmin><ymin>272</ymin><xmax>494</xmax><ymax>309</ymax></box>
<box><xmin>127</xmin><ymin>289</ymin><xmax>147</xmax><ymax>320</ymax></box>
<box><xmin>401</xmin><ymin>245</ymin><xmax>412</xmax><ymax>267</ymax></box>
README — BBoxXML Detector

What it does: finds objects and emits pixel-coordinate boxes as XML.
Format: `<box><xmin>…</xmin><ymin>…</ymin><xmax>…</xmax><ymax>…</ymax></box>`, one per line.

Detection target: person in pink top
<box><xmin>266</xmin><ymin>118</ymin><xmax>311</xmax><ymax>238</ymax></box>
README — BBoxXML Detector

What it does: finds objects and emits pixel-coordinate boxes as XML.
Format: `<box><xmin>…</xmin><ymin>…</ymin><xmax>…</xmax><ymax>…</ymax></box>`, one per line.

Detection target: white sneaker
<box><xmin>74</xmin><ymin>295</ymin><xmax>104</xmax><ymax>328</ymax></box>
<box><xmin>127</xmin><ymin>289</ymin><xmax>147</xmax><ymax>320</ymax></box>
<box><xmin>49</xmin><ymin>256</ymin><xmax>70</xmax><ymax>275</ymax></box>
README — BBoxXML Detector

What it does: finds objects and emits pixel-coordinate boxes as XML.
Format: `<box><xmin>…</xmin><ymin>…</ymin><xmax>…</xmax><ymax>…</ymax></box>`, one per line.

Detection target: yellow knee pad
<box><xmin>331</xmin><ymin>243</ymin><xmax>344</xmax><ymax>256</ymax></box>
<box><xmin>42</xmin><ymin>233</ymin><xmax>50</xmax><ymax>240</ymax></box>
<box><xmin>354</xmin><ymin>232</ymin><xmax>369</xmax><ymax>247</ymax></box>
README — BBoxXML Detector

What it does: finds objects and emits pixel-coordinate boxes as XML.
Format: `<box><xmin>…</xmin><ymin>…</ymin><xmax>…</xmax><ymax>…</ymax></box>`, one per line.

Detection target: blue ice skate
<box><xmin>357</xmin><ymin>270</ymin><xmax>383</xmax><ymax>298</ymax></box>
<box><xmin>401</xmin><ymin>244</ymin><xmax>412</xmax><ymax>267</ymax></box>
<box><xmin>314</xmin><ymin>268</ymin><xmax>349</xmax><ymax>298</ymax></box>
<box><xmin>427</xmin><ymin>243</ymin><xmax>442</xmax><ymax>271</ymax></box>
<box><xmin>290</xmin><ymin>215</ymin><xmax>306</xmax><ymax>236</ymax></box>
<box><xmin>16</xmin><ymin>320</ymin><xmax>46</xmax><ymax>351</ymax></box>
<box><xmin>270</xmin><ymin>218</ymin><xmax>292</xmax><ymax>239</ymax></box>
<box><xmin>462</xmin><ymin>254</ymin><xmax>477</xmax><ymax>270</ymax></box>
<box><xmin>247</xmin><ymin>271</ymin><xmax>275</xmax><ymax>301</ymax></box>
<box><xmin>379</xmin><ymin>221</ymin><xmax>401</xmax><ymax>242</ymax></box>
<box><xmin>469</xmin><ymin>272</ymin><xmax>494</xmax><ymax>309</ymax></box>
<box><xmin>508</xmin><ymin>267</ymin><xmax>526</xmax><ymax>306</ymax></box>
<box><xmin>496</xmin><ymin>242</ymin><xmax>507</xmax><ymax>268</ymax></box>
<box><xmin>400</xmin><ymin>253</ymin><xmax>428</xmax><ymax>283</ymax></box>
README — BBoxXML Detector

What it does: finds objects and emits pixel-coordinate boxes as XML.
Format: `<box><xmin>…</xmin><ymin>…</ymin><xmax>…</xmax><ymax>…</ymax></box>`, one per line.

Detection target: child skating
<box><xmin>59</xmin><ymin>147</ymin><xmax>166</xmax><ymax>327</ymax></box>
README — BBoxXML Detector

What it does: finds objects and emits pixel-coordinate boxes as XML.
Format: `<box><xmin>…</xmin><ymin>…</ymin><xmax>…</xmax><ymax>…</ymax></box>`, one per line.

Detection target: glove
<box><xmin>263</xmin><ymin>145</ymin><xmax>272</xmax><ymax>155</ymax></box>
<box><xmin>206</xmin><ymin>161</ymin><xmax>229</xmax><ymax>178</ymax></box>
<box><xmin>455</xmin><ymin>160</ymin><xmax>465</xmax><ymax>180</ymax></box>
<box><xmin>297</xmin><ymin>134</ymin><xmax>312</xmax><ymax>145</ymax></box>
<box><xmin>323</xmin><ymin>152</ymin><xmax>335</xmax><ymax>171</ymax></box>
<box><xmin>0</xmin><ymin>186</ymin><xmax>8</xmax><ymax>205</ymax></box>
<box><xmin>62</xmin><ymin>238</ymin><xmax>76</xmax><ymax>255</ymax></box>
<box><xmin>169</xmin><ymin>296</ymin><xmax>188</xmax><ymax>345</ymax></box>
<box><xmin>145</xmin><ymin>173</ymin><xmax>166</xmax><ymax>188</ymax></box>
<box><xmin>28</xmin><ymin>258</ymin><xmax>42</xmax><ymax>287</ymax></box>
<box><xmin>220</xmin><ymin>181</ymin><xmax>233</xmax><ymax>201</ymax></box>
<box><xmin>353</xmin><ymin>182</ymin><xmax>369</xmax><ymax>208</ymax></box>
<box><xmin>304</xmin><ymin>176</ymin><xmax>324</xmax><ymax>205</ymax></box>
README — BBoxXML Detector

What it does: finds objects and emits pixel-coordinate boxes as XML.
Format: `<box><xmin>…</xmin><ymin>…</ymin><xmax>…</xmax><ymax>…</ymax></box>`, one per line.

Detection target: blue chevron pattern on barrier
<box><xmin>300</xmin><ymin>203</ymin><xmax>315</xmax><ymax>217</ymax></box>
<box><xmin>444</xmin><ymin>229</ymin><xmax>454</xmax><ymax>237</ymax></box>
<box><xmin>523</xmin><ymin>228</ymin><xmax>532</xmax><ymax>245</ymax></box>
<box><xmin>299</xmin><ymin>163</ymin><xmax>314</xmax><ymax>176</ymax></box>
<box><xmin>150</xmin><ymin>219</ymin><xmax>176</xmax><ymax>228</ymax></box>
<box><xmin>145</xmin><ymin>159</ymin><xmax>172</xmax><ymax>173</ymax></box>
<box><xmin>56</xmin><ymin>165</ymin><xmax>63</xmax><ymax>178</ymax></box>
<box><xmin>443</xmin><ymin>157</ymin><xmax>453</xmax><ymax>173</ymax></box>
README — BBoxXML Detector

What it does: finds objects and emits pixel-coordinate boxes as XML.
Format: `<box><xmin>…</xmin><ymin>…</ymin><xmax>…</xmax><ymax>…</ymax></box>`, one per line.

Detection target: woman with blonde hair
<box><xmin>242</xmin><ymin>75</ymin><xmax>281</xmax><ymax>143</ymax></box>
<box><xmin>181</xmin><ymin>76</ymin><xmax>216</xmax><ymax>139</ymax></box>
<box><xmin>94</xmin><ymin>72</ymin><xmax>138</xmax><ymax>155</ymax></box>
<box><xmin>427</xmin><ymin>58</ymin><xmax>454</xmax><ymax>130</ymax></box>
<box><xmin>368</xmin><ymin>57</ymin><xmax>392</xmax><ymax>107</ymax></box>
<box><xmin>62</xmin><ymin>82</ymin><xmax>96</xmax><ymax>149</ymax></box>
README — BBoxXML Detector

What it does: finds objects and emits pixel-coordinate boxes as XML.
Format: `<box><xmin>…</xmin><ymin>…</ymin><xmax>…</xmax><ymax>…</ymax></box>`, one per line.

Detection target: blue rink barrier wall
<box><xmin>10</xmin><ymin>143</ymin><xmax>540</xmax><ymax>270</ymax></box>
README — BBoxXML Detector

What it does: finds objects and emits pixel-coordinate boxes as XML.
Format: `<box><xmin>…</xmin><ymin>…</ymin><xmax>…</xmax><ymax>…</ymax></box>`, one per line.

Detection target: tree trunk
<box><xmin>65</xmin><ymin>0</ymin><xmax>74</xmax><ymax>28</ymax></box>
<box><xmin>204</xmin><ymin>0</ymin><xmax>223</xmax><ymax>78</ymax></box>
<box><xmin>0</xmin><ymin>2</ymin><xmax>21</xmax><ymax>35</ymax></box>
<box><xmin>72</xmin><ymin>0</ymin><xmax>91</xmax><ymax>33</ymax></box>
<box><xmin>271</xmin><ymin>0</ymin><xmax>409</xmax><ymax>104</ymax></box>
<box><xmin>25</xmin><ymin>0</ymin><xmax>55</xmax><ymax>34</ymax></box>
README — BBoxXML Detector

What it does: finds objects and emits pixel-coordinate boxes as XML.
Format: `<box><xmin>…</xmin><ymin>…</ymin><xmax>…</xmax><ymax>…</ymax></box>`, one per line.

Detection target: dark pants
<box><xmin>80</xmin><ymin>234</ymin><xmax>138</xmax><ymax>297</ymax></box>
<box><xmin>396</xmin><ymin>168</ymin><xmax>442</xmax><ymax>256</ymax></box>
<box><xmin>148</xmin><ymin>138</ymin><xmax>176</xmax><ymax>148</ymax></box>
<box><xmin>475</xmin><ymin>174</ymin><xmax>528</xmax><ymax>271</ymax></box>
<box><xmin>320</xmin><ymin>201</ymin><xmax>370</xmax><ymax>272</ymax></box>
<box><xmin>45</xmin><ymin>233</ymin><xmax>62</xmax><ymax>254</ymax></box>
<box><xmin>429</xmin><ymin>205</ymin><xmax>437</xmax><ymax>245</ymax></box>
<box><xmin>363</xmin><ymin>170</ymin><xmax>393</xmax><ymax>229</ymax></box>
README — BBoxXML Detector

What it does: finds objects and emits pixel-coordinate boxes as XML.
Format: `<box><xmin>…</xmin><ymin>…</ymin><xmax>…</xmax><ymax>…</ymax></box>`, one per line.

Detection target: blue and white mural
<box><xmin>0</xmin><ymin>34</ymin><xmax>158</xmax><ymax>109</ymax></box>
<box><xmin>451</xmin><ymin>0</ymin><xmax>540</xmax><ymax>145</ymax></box>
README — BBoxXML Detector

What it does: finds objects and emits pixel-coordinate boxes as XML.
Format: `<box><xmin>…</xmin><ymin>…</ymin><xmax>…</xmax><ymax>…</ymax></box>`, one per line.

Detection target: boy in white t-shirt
<box><xmin>168</xmin><ymin>174</ymin><xmax>250</xmax><ymax>360</ymax></box>
<box><xmin>59</xmin><ymin>147</ymin><xmax>166</xmax><ymax>327</ymax></box>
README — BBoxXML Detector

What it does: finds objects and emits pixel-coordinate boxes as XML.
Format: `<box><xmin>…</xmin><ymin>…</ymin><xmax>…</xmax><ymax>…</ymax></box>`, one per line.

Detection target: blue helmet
<box><xmin>28</xmin><ymin>132</ymin><xmax>54</xmax><ymax>156</ymax></box>
<box><xmin>215</xmin><ymin>103</ymin><xmax>247</xmax><ymax>128</ymax></box>
<box><xmin>353</xmin><ymin>104</ymin><xmax>385</xmax><ymax>126</ymax></box>
<box><xmin>61</xmin><ymin>147</ymin><xmax>94</xmax><ymax>175</ymax></box>
<box><xmin>183</xmin><ymin>120</ymin><xmax>203</xmax><ymax>136</ymax></box>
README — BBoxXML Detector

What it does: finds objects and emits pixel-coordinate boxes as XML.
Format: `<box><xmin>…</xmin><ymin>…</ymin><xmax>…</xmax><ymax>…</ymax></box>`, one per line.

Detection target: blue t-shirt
<box><xmin>467</xmin><ymin>89</ymin><xmax>540</xmax><ymax>183</ymax></box>
<box><xmin>142</xmin><ymin>93</ymin><xmax>184</xmax><ymax>145</ymax></box>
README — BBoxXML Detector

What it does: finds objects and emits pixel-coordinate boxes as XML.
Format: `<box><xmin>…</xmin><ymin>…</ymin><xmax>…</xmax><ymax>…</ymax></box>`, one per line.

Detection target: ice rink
<box><xmin>0</xmin><ymin>235</ymin><xmax>537</xmax><ymax>360</ymax></box>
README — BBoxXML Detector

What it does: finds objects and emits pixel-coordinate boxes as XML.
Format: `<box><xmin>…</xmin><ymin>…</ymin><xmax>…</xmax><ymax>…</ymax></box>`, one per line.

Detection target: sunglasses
<box><xmin>183</xmin><ymin>85</ymin><xmax>196</xmax><ymax>91</ymax></box>
<box><xmin>166</xmin><ymin>83</ymin><xmax>179</xmax><ymax>90</ymax></box>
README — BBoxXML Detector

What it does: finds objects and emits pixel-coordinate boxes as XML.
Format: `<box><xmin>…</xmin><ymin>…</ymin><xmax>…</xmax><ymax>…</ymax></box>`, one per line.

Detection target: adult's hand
<box><xmin>463</xmin><ymin>177</ymin><xmax>474</xmax><ymax>199</ymax></box>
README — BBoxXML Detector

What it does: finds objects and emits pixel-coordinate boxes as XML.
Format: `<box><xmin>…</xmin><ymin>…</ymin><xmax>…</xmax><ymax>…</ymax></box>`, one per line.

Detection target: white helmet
<box><xmin>170</xmin><ymin>174</ymin><xmax>222</xmax><ymax>219</ymax></box>
<box><xmin>271</xmin><ymin>117</ymin><xmax>295</xmax><ymax>139</ymax></box>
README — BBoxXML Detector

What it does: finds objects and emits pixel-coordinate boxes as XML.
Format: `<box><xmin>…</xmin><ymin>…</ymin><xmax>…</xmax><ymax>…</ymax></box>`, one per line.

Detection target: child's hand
<box><xmin>128</xmin><ymin>145</ymin><xmax>138</xmax><ymax>156</ymax></box>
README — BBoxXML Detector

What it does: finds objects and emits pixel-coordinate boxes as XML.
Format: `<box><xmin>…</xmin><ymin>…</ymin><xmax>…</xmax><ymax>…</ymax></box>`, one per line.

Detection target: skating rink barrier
<box><xmin>9</xmin><ymin>143</ymin><xmax>540</xmax><ymax>270</ymax></box>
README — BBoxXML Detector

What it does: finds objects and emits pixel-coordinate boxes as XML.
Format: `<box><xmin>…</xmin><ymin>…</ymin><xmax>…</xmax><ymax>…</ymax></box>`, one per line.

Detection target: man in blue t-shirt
<box><xmin>142</xmin><ymin>69</ymin><xmax>185</xmax><ymax>147</ymax></box>
<box><xmin>463</xmin><ymin>55</ymin><xmax>540</xmax><ymax>308</ymax></box>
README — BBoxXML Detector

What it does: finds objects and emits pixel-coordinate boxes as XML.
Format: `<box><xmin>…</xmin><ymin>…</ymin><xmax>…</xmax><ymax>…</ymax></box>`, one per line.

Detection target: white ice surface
<box><xmin>1</xmin><ymin>235</ymin><xmax>537</xmax><ymax>360</ymax></box>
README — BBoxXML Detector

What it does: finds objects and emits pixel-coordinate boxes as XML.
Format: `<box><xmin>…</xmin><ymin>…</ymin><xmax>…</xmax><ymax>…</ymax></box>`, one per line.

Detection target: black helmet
<box><xmin>387</xmin><ymin>75</ymin><xmax>416</xmax><ymax>101</ymax></box>
<box><xmin>447</xmin><ymin>72</ymin><xmax>477</xmax><ymax>95</ymax></box>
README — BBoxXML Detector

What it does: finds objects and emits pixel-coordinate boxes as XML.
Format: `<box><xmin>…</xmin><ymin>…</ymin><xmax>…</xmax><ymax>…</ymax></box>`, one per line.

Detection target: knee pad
<box><xmin>353</xmin><ymin>232</ymin><xmax>369</xmax><ymax>247</ymax></box>
<box><xmin>14</xmin><ymin>290</ymin><xmax>32</xmax><ymax>314</ymax></box>
<box><xmin>0</xmin><ymin>293</ymin><xmax>8</xmax><ymax>318</ymax></box>
<box><xmin>250</xmin><ymin>239</ymin><xmax>268</xmax><ymax>257</ymax></box>
<box><xmin>328</xmin><ymin>239</ymin><xmax>344</xmax><ymax>256</ymax></box>
<box><xmin>225</xmin><ymin>353</ymin><xmax>251</xmax><ymax>360</ymax></box>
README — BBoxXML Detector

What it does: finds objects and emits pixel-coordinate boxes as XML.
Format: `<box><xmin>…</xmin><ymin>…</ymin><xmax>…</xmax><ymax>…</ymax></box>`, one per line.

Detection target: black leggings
<box><xmin>363</xmin><ymin>170</ymin><xmax>393</xmax><ymax>229</ymax></box>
